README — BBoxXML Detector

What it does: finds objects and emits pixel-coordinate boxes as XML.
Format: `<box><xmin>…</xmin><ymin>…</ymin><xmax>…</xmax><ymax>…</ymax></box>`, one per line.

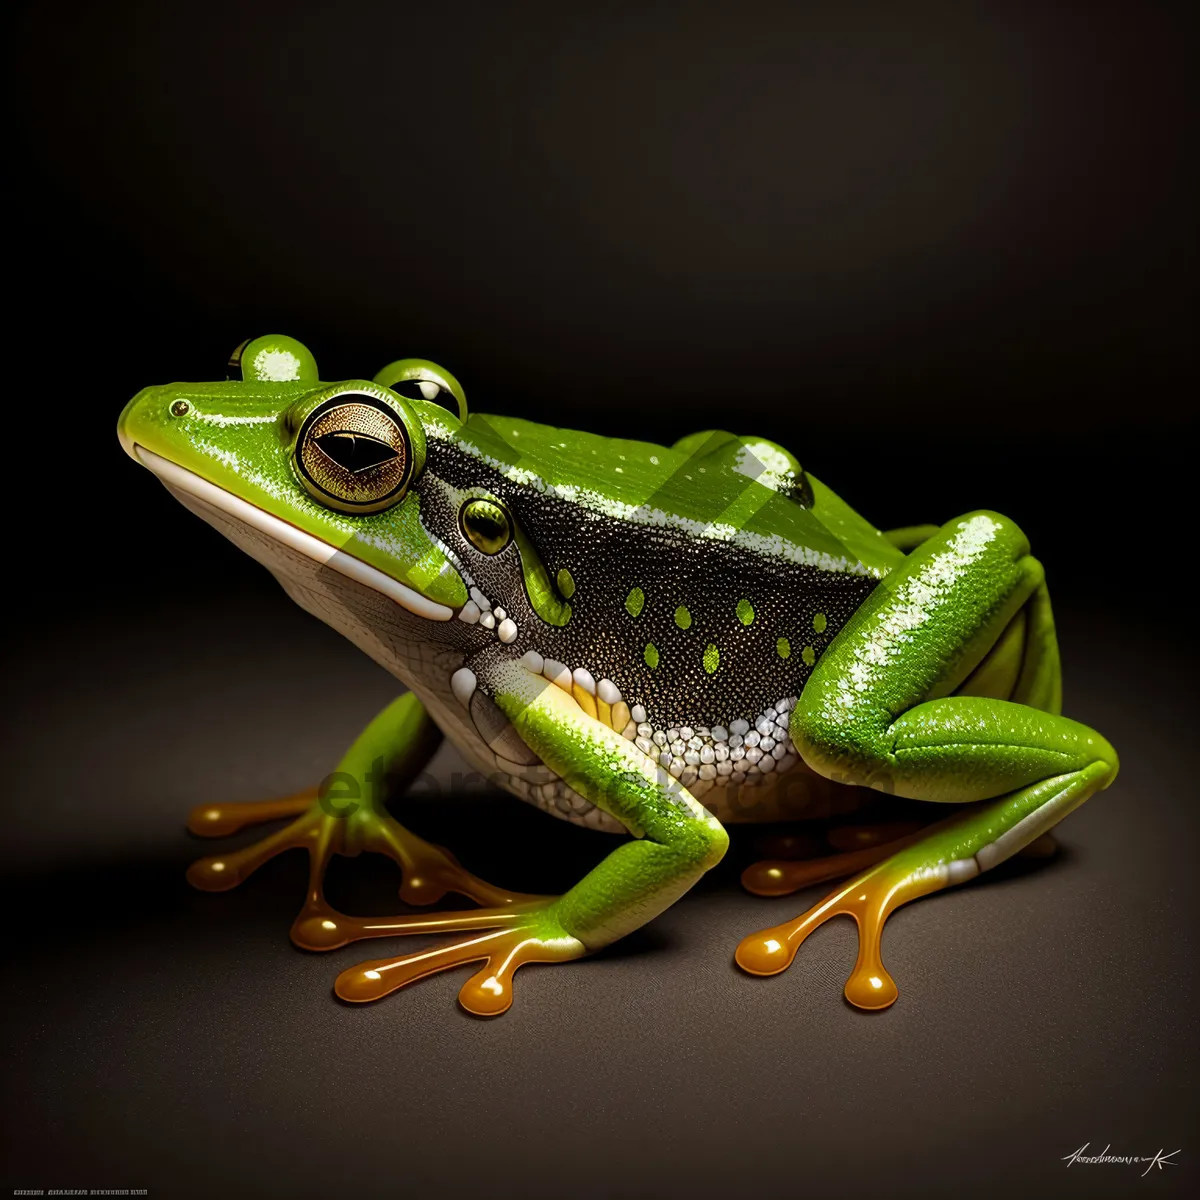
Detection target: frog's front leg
<box><xmin>735</xmin><ymin>511</ymin><xmax>1117</xmax><ymax>1009</ymax></box>
<box><xmin>186</xmin><ymin>693</ymin><xmax>542</xmax><ymax>950</ymax></box>
<box><xmin>334</xmin><ymin>663</ymin><xmax>729</xmax><ymax>1015</ymax></box>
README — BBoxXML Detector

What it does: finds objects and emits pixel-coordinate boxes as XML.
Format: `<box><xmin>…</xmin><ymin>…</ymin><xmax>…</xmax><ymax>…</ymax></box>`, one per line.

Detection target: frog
<box><xmin>117</xmin><ymin>334</ymin><xmax>1118</xmax><ymax>1016</ymax></box>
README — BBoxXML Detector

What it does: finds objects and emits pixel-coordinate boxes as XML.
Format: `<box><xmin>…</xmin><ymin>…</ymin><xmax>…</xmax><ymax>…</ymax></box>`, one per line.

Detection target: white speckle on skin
<box><xmin>498</xmin><ymin>618</ymin><xmax>518</xmax><ymax>643</ymax></box>
<box><xmin>543</xmin><ymin>660</ymin><xmax>572</xmax><ymax>691</ymax></box>
<box><xmin>450</xmin><ymin>668</ymin><xmax>477</xmax><ymax>707</ymax></box>
<box><xmin>252</xmin><ymin>348</ymin><xmax>301</xmax><ymax>382</ymax></box>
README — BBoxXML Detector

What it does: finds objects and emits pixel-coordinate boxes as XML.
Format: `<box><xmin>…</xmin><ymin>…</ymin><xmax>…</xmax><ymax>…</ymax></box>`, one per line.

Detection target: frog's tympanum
<box><xmin>118</xmin><ymin>336</ymin><xmax>1118</xmax><ymax>1015</ymax></box>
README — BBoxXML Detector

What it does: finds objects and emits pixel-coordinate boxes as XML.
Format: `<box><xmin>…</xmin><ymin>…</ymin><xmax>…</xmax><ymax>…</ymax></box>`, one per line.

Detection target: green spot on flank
<box><xmin>813</xmin><ymin>612</ymin><xmax>827</xmax><ymax>633</ymax></box>
<box><xmin>644</xmin><ymin>642</ymin><xmax>659</xmax><ymax>669</ymax></box>
<box><xmin>737</xmin><ymin>598</ymin><xmax>755</xmax><ymax>625</ymax></box>
<box><xmin>674</xmin><ymin>606</ymin><xmax>692</xmax><ymax>629</ymax></box>
<box><xmin>802</xmin><ymin>645</ymin><xmax>816</xmax><ymax>667</ymax></box>
<box><xmin>625</xmin><ymin>587</ymin><xmax>645</xmax><ymax>617</ymax></box>
<box><xmin>556</xmin><ymin>567</ymin><xmax>576</xmax><ymax>599</ymax></box>
<box><xmin>776</xmin><ymin>637</ymin><xmax>791</xmax><ymax>659</ymax></box>
<box><xmin>703</xmin><ymin>644</ymin><xmax>720</xmax><ymax>674</ymax></box>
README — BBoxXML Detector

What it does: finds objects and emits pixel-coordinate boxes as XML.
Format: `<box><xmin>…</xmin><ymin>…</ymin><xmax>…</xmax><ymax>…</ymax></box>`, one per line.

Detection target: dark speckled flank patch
<box><xmin>419</xmin><ymin>440</ymin><xmax>878</xmax><ymax>730</ymax></box>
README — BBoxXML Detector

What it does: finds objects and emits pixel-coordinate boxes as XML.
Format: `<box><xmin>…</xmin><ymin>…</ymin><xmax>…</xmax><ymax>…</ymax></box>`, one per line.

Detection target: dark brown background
<box><xmin>2</xmin><ymin>2</ymin><xmax>1196</xmax><ymax>1196</ymax></box>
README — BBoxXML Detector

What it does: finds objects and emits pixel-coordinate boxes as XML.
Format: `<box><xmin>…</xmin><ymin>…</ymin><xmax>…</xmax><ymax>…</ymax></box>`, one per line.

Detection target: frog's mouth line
<box><xmin>133</xmin><ymin>446</ymin><xmax>454</xmax><ymax>622</ymax></box>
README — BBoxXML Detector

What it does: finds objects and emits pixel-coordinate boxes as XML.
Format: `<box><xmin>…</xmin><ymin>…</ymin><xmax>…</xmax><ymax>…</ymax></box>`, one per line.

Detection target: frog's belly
<box><xmin>167</xmin><ymin>485</ymin><xmax>864</xmax><ymax>834</ymax></box>
<box><xmin>480</xmin><ymin>748</ymin><xmax>868</xmax><ymax>830</ymax></box>
<box><xmin>432</xmin><ymin>704</ymin><xmax>867</xmax><ymax>832</ymax></box>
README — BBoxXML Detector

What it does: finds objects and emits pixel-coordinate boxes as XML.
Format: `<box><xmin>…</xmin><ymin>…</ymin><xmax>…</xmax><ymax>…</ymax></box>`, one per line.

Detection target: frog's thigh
<box><xmin>735</xmin><ymin>513</ymin><xmax>1118</xmax><ymax>1008</ymax></box>
<box><xmin>955</xmin><ymin>575</ymin><xmax>1061</xmax><ymax>715</ymax></box>
<box><xmin>791</xmin><ymin>510</ymin><xmax>1066</xmax><ymax>800</ymax></box>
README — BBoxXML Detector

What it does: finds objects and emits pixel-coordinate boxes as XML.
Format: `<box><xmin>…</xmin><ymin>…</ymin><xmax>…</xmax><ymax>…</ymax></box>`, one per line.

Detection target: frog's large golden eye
<box><xmin>460</xmin><ymin>499</ymin><xmax>512</xmax><ymax>555</ymax></box>
<box><xmin>294</xmin><ymin>393</ymin><xmax>414</xmax><ymax>514</ymax></box>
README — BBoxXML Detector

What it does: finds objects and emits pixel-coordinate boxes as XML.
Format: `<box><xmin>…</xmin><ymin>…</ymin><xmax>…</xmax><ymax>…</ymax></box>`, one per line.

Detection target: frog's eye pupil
<box><xmin>461</xmin><ymin>499</ymin><xmax>512</xmax><ymax>555</ymax></box>
<box><xmin>294</xmin><ymin>394</ymin><xmax>413</xmax><ymax>514</ymax></box>
<box><xmin>315</xmin><ymin>431</ymin><xmax>397</xmax><ymax>474</ymax></box>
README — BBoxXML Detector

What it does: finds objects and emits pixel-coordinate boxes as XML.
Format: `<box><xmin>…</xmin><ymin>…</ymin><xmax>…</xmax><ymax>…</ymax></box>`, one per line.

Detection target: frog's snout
<box><xmin>117</xmin><ymin>386</ymin><xmax>159</xmax><ymax>461</ymax></box>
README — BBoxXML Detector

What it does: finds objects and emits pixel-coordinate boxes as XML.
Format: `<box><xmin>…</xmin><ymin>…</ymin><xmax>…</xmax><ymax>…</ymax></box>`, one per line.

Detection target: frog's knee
<box><xmin>944</xmin><ymin>510</ymin><xmax>1031</xmax><ymax>561</ymax></box>
<box><xmin>788</xmin><ymin>698</ymin><xmax>882</xmax><ymax>787</ymax></box>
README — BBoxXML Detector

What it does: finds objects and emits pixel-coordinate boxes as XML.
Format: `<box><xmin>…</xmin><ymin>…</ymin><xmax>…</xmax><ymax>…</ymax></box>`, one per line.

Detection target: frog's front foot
<box><xmin>334</xmin><ymin>901</ymin><xmax>585</xmax><ymax>1016</ymax></box>
<box><xmin>185</xmin><ymin>792</ymin><xmax>546</xmax><ymax>951</ymax></box>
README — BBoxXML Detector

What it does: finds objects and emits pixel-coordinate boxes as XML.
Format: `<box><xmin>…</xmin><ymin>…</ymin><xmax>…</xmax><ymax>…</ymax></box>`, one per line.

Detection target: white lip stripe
<box><xmin>135</xmin><ymin>446</ymin><xmax>454</xmax><ymax>621</ymax></box>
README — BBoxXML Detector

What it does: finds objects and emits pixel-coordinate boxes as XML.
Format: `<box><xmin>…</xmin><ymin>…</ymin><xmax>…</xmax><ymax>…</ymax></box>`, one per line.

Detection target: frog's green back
<box><xmin>445</xmin><ymin>411</ymin><xmax>904</xmax><ymax>580</ymax></box>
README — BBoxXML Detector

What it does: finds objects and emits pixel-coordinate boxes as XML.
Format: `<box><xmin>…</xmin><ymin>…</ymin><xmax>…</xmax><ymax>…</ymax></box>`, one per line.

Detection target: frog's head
<box><xmin>118</xmin><ymin>335</ymin><xmax>485</xmax><ymax>675</ymax></box>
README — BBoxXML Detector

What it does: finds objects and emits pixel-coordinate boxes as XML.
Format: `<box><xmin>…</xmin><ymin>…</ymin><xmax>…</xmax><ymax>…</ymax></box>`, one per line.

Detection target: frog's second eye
<box><xmin>294</xmin><ymin>394</ymin><xmax>414</xmax><ymax>514</ymax></box>
<box><xmin>460</xmin><ymin>499</ymin><xmax>512</xmax><ymax>555</ymax></box>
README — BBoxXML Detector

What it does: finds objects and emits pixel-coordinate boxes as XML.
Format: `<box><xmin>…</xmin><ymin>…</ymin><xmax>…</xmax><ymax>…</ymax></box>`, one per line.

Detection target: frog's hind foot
<box><xmin>735</xmin><ymin>771</ymin><xmax>1104</xmax><ymax>1011</ymax></box>
<box><xmin>735</xmin><ymin>854</ymin><xmax>944</xmax><ymax>1011</ymax></box>
<box><xmin>185</xmin><ymin>795</ymin><xmax>546</xmax><ymax>949</ymax></box>
<box><xmin>333</xmin><ymin>901</ymin><xmax>584</xmax><ymax>1016</ymax></box>
<box><xmin>741</xmin><ymin>820</ymin><xmax>926</xmax><ymax>897</ymax></box>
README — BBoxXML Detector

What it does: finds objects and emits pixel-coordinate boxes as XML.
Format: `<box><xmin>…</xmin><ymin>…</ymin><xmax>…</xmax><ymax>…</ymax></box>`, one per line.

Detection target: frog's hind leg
<box><xmin>185</xmin><ymin>693</ymin><xmax>545</xmax><ymax>951</ymax></box>
<box><xmin>742</xmin><ymin>815</ymin><xmax>1058</xmax><ymax>898</ymax></box>
<box><xmin>736</xmin><ymin>760</ymin><xmax>1110</xmax><ymax>1009</ymax></box>
<box><xmin>735</xmin><ymin>511</ymin><xmax>1117</xmax><ymax>1009</ymax></box>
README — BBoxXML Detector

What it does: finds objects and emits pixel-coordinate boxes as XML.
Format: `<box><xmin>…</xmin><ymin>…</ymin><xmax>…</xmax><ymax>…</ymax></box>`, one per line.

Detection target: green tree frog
<box><xmin>117</xmin><ymin>335</ymin><xmax>1118</xmax><ymax>1016</ymax></box>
